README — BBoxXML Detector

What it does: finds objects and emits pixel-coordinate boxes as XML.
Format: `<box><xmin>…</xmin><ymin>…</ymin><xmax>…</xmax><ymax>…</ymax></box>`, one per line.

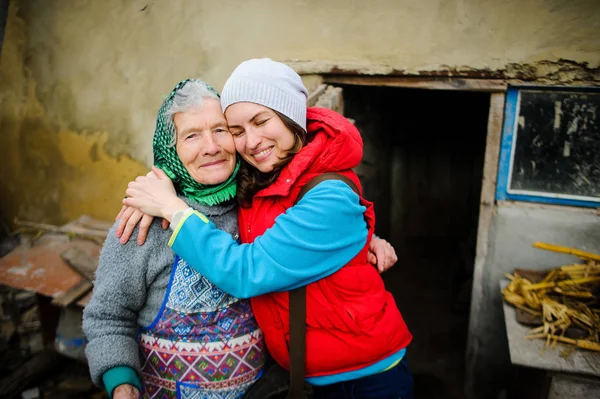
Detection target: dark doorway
<box><xmin>342</xmin><ymin>85</ymin><xmax>490</xmax><ymax>399</ymax></box>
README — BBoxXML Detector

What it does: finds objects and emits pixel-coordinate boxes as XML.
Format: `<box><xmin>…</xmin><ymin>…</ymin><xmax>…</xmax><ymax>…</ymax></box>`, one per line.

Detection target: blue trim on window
<box><xmin>496</xmin><ymin>88</ymin><xmax>519</xmax><ymax>202</ymax></box>
<box><xmin>495</xmin><ymin>86</ymin><xmax>600</xmax><ymax>208</ymax></box>
<box><xmin>497</xmin><ymin>192</ymin><xmax>600</xmax><ymax>208</ymax></box>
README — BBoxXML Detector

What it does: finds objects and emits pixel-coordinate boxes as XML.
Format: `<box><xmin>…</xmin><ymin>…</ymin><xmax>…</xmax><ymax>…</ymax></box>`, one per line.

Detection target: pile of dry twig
<box><xmin>502</xmin><ymin>242</ymin><xmax>600</xmax><ymax>353</ymax></box>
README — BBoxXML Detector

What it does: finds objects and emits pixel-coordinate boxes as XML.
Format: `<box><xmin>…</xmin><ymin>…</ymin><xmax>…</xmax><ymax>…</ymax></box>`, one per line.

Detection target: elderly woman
<box><xmin>82</xmin><ymin>79</ymin><xmax>265</xmax><ymax>399</ymax></box>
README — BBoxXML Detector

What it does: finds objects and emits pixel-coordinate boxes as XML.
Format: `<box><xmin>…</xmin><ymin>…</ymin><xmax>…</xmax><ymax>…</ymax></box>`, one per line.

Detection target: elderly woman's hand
<box><xmin>113</xmin><ymin>384</ymin><xmax>139</xmax><ymax>399</ymax></box>
<box><xmin>123</xmin><ymin>167</ymin><xmax>188</xmax><ymax>223</ymax></box>
<box><xmin>115</xmin><ymin>205</ymin><xmax>170</xmax><ymax>245</ymax></box>
<box><xmin>115</xmin><ymin>169</ymin><xmax>170</xmax><ymax>245</ymax></box>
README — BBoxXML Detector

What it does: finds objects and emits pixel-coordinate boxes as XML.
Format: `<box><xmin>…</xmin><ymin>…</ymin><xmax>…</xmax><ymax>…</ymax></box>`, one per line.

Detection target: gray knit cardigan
<box><xmin>82</xmin><ymin>196</ymin><xmax>239</xmax><ymax>387</ymax></box>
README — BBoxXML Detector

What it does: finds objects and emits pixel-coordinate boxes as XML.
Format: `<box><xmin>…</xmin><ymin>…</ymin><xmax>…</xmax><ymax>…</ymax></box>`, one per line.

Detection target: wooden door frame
<box><xmin>314</xmin><ymin>74</ymin><xmax>506</xmax><ymax>390</ymax></box>
<box><xmin>317</xmin><ymin>77</ymin><xmax>506</xmax><ymax>278</ymax></box>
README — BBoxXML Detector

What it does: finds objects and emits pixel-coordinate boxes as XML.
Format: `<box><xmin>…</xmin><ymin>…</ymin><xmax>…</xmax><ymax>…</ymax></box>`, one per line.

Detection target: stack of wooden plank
<box><xmin>0</xmin><ymin>215</ymin><xmax>110</xmax><ymax>307</ymax></box>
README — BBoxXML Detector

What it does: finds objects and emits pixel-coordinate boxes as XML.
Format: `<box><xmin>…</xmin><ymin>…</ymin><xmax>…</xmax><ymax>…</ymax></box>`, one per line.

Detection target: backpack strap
<box><xmin>294</xmin><ymin>173</ymin><xmax>359</xmax><ymax>205</ymax></box>
<box><xmin>287</xmin><ymin>173</ymin><xmax>360</xmax><ymax>399</ymax></box>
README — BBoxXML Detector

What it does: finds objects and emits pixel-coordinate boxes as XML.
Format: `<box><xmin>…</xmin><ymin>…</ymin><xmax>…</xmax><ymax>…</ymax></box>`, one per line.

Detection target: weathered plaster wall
<box><xmin>0</xmin><ymin>0</ymin><xmax>599</xmax><ymax>224</ymax></box>
<box><xmin>466</xmin><ymin>203</ymin><xmax>600</xmax><ymax>398</ymax></box>
<box><xmin>0</xmin><ymin>1</ymin><xmax>150</xmax><ymax>224</ymax></box>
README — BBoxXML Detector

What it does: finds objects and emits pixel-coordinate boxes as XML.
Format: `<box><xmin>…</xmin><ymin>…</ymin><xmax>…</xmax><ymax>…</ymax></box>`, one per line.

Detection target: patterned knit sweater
<box><xmin>83</xmin><ymin>196</ymin><xmax>264</xmax><ymax>396</ymax></box>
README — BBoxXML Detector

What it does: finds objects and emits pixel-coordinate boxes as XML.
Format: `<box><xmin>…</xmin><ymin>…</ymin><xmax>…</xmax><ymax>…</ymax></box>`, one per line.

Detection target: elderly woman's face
<box><xmin>174</xmin><ymin>98</ymin><xmax>236</xmax><ymax>185</ymax></box>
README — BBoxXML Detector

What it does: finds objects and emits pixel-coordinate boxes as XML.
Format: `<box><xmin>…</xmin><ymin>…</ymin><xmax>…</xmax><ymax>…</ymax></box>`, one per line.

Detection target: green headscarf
<box><xmin>152</xmin><ymin>78</ymin><xmax>239</xmax><ymax>206</ymax></box>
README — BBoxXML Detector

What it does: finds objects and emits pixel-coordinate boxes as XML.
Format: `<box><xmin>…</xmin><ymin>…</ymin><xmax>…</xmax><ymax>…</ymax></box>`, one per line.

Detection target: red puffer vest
<box><xmin>239</xmin><ymin>108</ymin><xmax>412</xmax><ymax>377</ymax></box>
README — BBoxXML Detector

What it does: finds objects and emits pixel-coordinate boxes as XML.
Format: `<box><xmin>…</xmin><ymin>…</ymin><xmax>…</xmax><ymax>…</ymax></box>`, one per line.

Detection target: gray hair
<box><xmin>165</xmin><ymin>80</ymin><xmax>220</xmax><ymax>147</ymax></box>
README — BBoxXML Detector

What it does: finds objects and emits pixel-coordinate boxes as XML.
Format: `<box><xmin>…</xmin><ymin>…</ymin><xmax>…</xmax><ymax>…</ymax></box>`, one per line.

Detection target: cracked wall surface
<box><xmin>0</xmin><ymin>0</ymin><xmax>599</xmax><ymax>225</ymax></box>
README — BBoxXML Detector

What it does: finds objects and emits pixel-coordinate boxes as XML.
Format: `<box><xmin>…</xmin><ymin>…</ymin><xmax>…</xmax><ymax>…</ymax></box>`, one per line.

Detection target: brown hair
<box><xmin>237</xmin><ymin>111</ymin><xmax>307</xmax><ymax>207</ymax></box>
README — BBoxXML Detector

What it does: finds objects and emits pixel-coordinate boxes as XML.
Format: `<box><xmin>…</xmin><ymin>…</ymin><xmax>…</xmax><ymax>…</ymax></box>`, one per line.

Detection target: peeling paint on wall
<box><xmin>2</xmin><ymin>119</ymin><xmax>148</xmax><ymax>224</ymax></box>
<box><xmin>0</xmin><ymin>2</ymin><xmax>147</xmax><ymax>226</ymax></box>
<box><xmin>289</xmin><ymin>59</ymin><xmax>600</xmax><ymax>84</ymax></box>
<box><xmin>505</xmin><ymin>60</ymin><xmax>600</xmax><ymax>84</ymax></box>
<box><xmin>56</xmin><ymin>129</ymin><xmax>149</xmax><ymax>222</ymax></box>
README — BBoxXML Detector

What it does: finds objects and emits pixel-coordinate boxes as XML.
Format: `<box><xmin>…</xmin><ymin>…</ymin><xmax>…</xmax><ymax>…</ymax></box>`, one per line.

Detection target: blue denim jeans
<box><xmin>312</xmin><ymin>357</ymin><xmax>414</xmax><ymax>399</ymax></box>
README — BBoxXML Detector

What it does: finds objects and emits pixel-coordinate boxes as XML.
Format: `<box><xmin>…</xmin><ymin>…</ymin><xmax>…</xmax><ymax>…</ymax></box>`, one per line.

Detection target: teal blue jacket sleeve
<box><xmin>169</xmin><ymin>180</ymin><xmax>368</xmax><ymax>298</ymax></box>
<box><xmin>102</xmin><ymin>366</ymin><xmax>142</xmax><ymax>398</ymax></box>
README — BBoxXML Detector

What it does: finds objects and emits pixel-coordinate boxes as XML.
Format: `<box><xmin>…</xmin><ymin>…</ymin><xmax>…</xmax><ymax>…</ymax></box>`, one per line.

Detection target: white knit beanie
<box><xmin>221</xmin><ymin>58</ymin><xmax>309</xmax><ymax>131</ymax></box>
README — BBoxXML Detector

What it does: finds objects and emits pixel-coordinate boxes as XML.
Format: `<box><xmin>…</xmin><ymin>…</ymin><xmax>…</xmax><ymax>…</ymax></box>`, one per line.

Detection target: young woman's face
<box><xmin>225</xmin><ymin>102</ymin><xmax>295</xmax><ymax>173</ymax></box>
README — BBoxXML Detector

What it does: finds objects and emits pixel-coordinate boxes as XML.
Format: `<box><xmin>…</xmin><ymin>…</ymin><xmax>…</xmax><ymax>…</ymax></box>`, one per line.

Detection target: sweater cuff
<box><xmin>102</xmin><ymin>366</ymin><xmax>142</xmax><ymax>398</ymax></box>
<box><xmin>168</xmin><ymin>210</ymin><xmax>210</xmax><ymax>247</ymax></box>
<box><xmin>170</xmin><ymin>207</ymin><xmax>194</xmax><ymax>231</ymax></box>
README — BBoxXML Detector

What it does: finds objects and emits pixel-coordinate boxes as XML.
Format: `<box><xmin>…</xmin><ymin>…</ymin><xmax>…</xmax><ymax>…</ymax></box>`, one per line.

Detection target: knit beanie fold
<box><xmin>221</xmin><ymin>59</ymin><xmax>308</xmax><ymax>131</ymax></box>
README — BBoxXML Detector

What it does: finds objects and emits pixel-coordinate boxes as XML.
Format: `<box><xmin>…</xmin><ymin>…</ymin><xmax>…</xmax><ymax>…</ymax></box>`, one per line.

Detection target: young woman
<box><xmin>123</xmin><ymin>59</ymin><xmax>413</xmax><ymax>399</ymax></box>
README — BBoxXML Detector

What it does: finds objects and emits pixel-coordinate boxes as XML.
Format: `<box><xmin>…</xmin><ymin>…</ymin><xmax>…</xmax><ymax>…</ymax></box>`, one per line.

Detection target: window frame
<box><xmin>495</xmin><ymin>86</ymin><xmax>600</xmax><ymax>208</ymax></box>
